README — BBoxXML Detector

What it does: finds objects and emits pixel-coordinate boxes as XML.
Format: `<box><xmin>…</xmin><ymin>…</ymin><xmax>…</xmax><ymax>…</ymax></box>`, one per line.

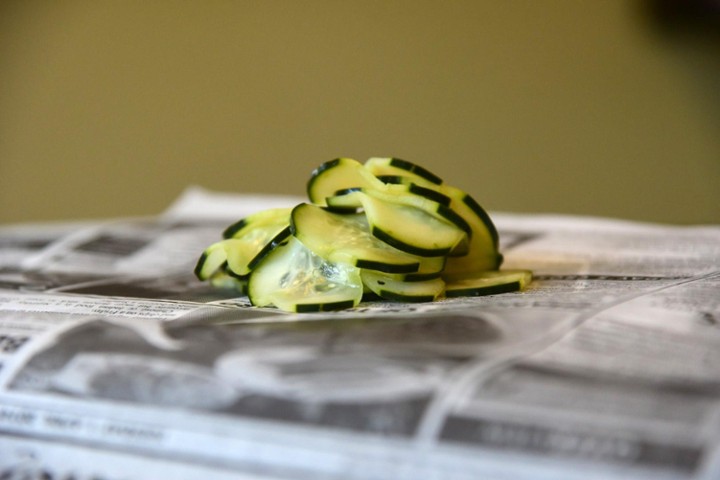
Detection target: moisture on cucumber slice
<box><xmin>290</xmin><ymin>203</ymin><xmax>422</xmax><ymax>274</ymax></box>
<box><xmin>327</xmin><ymin>190</ymin><xmax>467</xmax><ymax>257</ymax></box>
<box><xmin>444</xmin><ymin>270</ymin><xmax>532</xmax><ymax>297</ymax></box>
<box><xmin>223</xmin><ymin>207</ymin><xmax>292</xmax><ymax>239</ymax></box>
<box><xmin>247</xmin><ymin>236</ymin><xmax>363</xmax><ymax>312</ymax></box>
<box><xmin>307</xmin><ymin>158</ymin><xmax>385</xmax><ymax>206</ymax></box>
<box><xmin>361</xmin><ymin>269</ymin><xmax>445</xmax><ymax>303</ymax></box>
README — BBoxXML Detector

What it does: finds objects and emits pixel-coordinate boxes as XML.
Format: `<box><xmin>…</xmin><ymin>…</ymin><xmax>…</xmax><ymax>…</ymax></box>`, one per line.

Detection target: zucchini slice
<box><xmin>361</xmin><ymin>270</ymin><xmax>445</xmax><ymax>303</ymax></box>
<box><xmin>307</xmin><ymin>158</ymin><xmax>385</xmax><ymax>205</ymax></box>
<box><xmin>444</xmin><ymin>270</ymin><xmax>532</xmax><ymax>297</ymax></box>
<box><xmin>327</xmin><ymin>190</ymin><xmax>466</xmax><ymax>257</ymax></box>
<box><xmin>247</xmin><ymin>236</ymin><xmax>363</xmax><ymax>312</ymax></box>
<box><xmin>290</xmin><ymin>203</ymin><xmax>422</xmax><ymax>274</ymax></box>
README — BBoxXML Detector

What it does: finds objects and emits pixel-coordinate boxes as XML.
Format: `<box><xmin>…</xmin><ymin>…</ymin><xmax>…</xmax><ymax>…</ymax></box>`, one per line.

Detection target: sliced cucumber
<box><xmin>328</xmin><ymin>187</ymin><xmax>469</xmax><ymax>236</ymax></box>
<box><xmin>223</xmin><ymin>207</ymin><xmax>292</xmax><ymax>239</ymax></box>
<box><xmin>197</xmin><ymin>157</ymin><xmax>528</xmax><ymax>312</ymax></box>
<box><xmin>194</xmin><ymin>241</ymin><xmax>229</xmax><ymax>280</ymax></box>
<box><xmin>362</xmin><ymin>269</ymin><xmax>444</xmax><ymax>283</ymax></box>
<box><xmin>245</xmin><ymin>226</ymin><xmax>293</xmax><ymax>272</ymax></box>
<box><xmin>441</xmin><ymin>185</ymin><xmax>501</xmax><ymax>275</ymax></box>
<box><xmin>223</xmin><ymin>220</ymin><xmax>291</xmax><ymax>277</ymax></box>
<box><xmin>247</xmin><ymin>236</ymin><xmax>363</xmax><ymax>312</ymax></box>
<box><xmin>209</xmin><ymin>270</ymin><xmax>248</xmax><ymax>293</ymax></box>
<box><xmin>307</xmin><ymin>158</ymin><xmax>385</xmax><ymax>205</ymax></box>
<box><xmin>361</xmin><ymin>270</ymin><xmax>445</xmax><ymax>303</ymax></box>
<box><xmin>326</xmin><ymin>190</ymin><xmax>466</xmax><ymax>257</ymax></box>
<box><xmin>374</xmin><ymin>177</ymin><xmax>453</xmax><ymax>207</ymax></box>
<box><xmin>364</xmin><ymin>159</ymin><xmax>499</xmax><ymax>272</ymax></box>
<box><xmin>444</xmin><ymin>186</ymin><xmax>498</xmax><ymax>247</ymax></box>
<box><xmin>402</xmin><ymin>183</ymin><xmax>452</xmax><ymax>207</ymax></box>
<box><xmin>364</xmin><ymin>157</ymin><xmax>443</xmax><ymax>186</ymax></box>
<box><xmin>373</xmin><ymin>188</ymin><xmax>471</xmax><ymax>236</ymax></box>
<box><xmin>444</xmin><ymin>270</ymin><xmax>532</xmax><ymax>297</ymax></box>
<box><xmin>363</xmin><ymin>175</ymin><xmax>500</xmax><ymax>273</ymax></box>
<box><xmin>415</xmin><ymin>255</ymin><xmax>447</xmax><ymax>276</ymax></box>
<box><xmin>290</xmin><ymin>203</ymin><xmax>422</xmax><ymax>274</ymax></box>
<box><xmin>309</xmin><ymin>157</ymin><xmax>452</xmax><ymax>209</ymax></box>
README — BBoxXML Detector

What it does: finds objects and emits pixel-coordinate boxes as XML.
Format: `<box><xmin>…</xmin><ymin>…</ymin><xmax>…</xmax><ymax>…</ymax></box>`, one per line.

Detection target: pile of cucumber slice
<box><xmin>195</xmin><ymin>157</ymin><xmax>532</xmax><ymax>312</ymax></box>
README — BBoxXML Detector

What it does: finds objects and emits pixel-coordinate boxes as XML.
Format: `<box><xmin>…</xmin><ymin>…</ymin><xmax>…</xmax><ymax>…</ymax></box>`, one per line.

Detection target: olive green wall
<box><xmin>1</xmin><ymin>1</ymin><xmax>718</xmax><ymax>225</ymax></box>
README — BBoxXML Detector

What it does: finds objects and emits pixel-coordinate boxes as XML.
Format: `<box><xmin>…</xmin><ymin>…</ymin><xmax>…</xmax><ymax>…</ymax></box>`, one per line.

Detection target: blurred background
<box><xmin>0</xmin><ymin>0</ymin><xmax>718</xmax><ymax>225</ymax></box>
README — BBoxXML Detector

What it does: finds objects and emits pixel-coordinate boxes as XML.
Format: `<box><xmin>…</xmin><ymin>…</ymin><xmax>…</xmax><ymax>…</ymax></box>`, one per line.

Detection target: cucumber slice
<box><xmin>444</xmin><ymin>270</ymin><xmax>532</xmax><ymax>297</ymax></box>
<box><xmin>290</xmin><ymin>203</ymin><xmax>422</xmax><ymax>274</ymax></box>
<box><xmin>197</xmin><ymin>157</ymin><xmax>527</xmax><ymax>312</ymax></box>
<box><xmin>194</xmin><ymin>241</ymin><xmax>229</xmax><ymax>280</ymax></box>
<box><xmin>216</xmin><ymin>207</ymin><xmax>292</xmax><ymax>276</ymax></box>
<box><xmin>362</xmin><ymin>269</ymin><xmax>444</xmax><ymax>282</ymax></box>
<box><xmin>372</xmin><ymin>177</ymin><xmax>453</xmax><ymax>207</ymax></box>
<box><xmin>361</xmin><ymin>269</ymin><xmax>445</xmax><ymax>303</ymax></box>
<box><xmin>307</xmin><ymin>158</ymin><xmax>385</xmax><ymax>205</ymax></box>
<box><xmin>445</xmin><ymin>186</ymin><xmax>498</xmax><ymax>248</ymax></box>
<box><xmin>224</xmin><ymin>221</ymin><xmax>291</xmax><ymax>277</ymax></box>
<box><xmin>364</xmin><ymin>157</ymin><xmax>443</xmax><ymax>186</ymax></box>
<box><xmin>308</xmin><ymin>158</ymin><xmax>451</xmax><ymax>209</ymax></box>
<box><xmin>209</xmin><ymin>270</ymin><xmax>248</xmax><ymax>293</ymax></box>
<box><xmin>245</xmin><ymin>226</ymin><xmax>293</xmax><ymax>272</ymax></box>
<box><xmin>442</xmin><ymin>186</ymin><xmax>502</xmax><ymax>275</ymax></box>
<box><xmin>328</xmin><ymin>187</ymin><xmax>470</xmax><ymax>236</ymax></box>
<box><xmin>414</xmin><ymin>255</ymin><xmax>447</xmax><ymax>276</ymax></box>
<box><xmin>364</xmin><ymin>177</ymin><xmax>499</xmax><ymax>272</ymax></box>
<box><xmin>223</xmin><ymin>207</ymin><xmax>292</xmax><ymax>239</ymax></box>
<box><xmin>364</xmin><ymin>159</ymin><xmax>499</xmax><ymax>272</ymax></box>
<box><xmin>326</xmin><ymin>190</ymin><xmax>466</xmax><ymax>257</ymax></box>
<box><xmin>402</xmin><ymin>183</ymin><xmax>452</xmax><ymax>207</ymax></box>
<box><xmin>247</xmin><ymin>236</ymin><xmax>363</xmax><ymax>312</ymax></box>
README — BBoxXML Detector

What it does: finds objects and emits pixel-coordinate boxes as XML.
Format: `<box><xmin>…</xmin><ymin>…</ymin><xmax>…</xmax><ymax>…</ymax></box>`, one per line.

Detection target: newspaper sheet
<box><xmin>0</xmin><ymin>186</ymin><xmax>718</xmax><ymax>480</ymax></box>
